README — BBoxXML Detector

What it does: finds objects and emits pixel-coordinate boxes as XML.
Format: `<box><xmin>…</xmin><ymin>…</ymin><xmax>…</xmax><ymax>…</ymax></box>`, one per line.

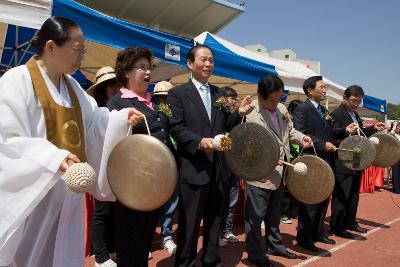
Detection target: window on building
<box><xmin>285</xmin><ymin>54</ymin><xmax>290</xmax><ymax>60</ymax></box>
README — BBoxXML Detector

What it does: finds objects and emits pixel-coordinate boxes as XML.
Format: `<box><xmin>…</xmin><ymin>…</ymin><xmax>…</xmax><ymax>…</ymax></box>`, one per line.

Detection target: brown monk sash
<box><xmin>26</xmin><ymin>57</ymin><xmax>87</xmax><ymax>162</ymax></box>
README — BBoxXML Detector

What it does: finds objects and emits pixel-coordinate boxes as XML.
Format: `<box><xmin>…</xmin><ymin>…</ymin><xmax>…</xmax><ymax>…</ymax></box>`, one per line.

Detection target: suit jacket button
<box><xmin>161</xmin><ymin>129</ymin><xmax>165</xmax><ymax>132</ymax></box>
<box><xmin>157</xmin><ymin>117</ymin><xmax>161</xmax><ymax>121</ymax></box>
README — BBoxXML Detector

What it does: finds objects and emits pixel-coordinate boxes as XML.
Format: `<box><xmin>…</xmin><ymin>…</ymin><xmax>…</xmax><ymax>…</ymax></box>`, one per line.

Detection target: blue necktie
<box><xmin>317</xmin><ymin>104</ymin><xmax>324</xmax><ymax>118</ymax></box>
<box><xmin>200</xmin><ymin>84</ymin><xmax>211</xmax><ymax>120</ymax></box>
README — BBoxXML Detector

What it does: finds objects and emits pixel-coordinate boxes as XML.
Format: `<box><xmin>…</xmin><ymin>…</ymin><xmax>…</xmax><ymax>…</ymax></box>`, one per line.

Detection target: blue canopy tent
<box><xmin>0</xmin><ymin>24</ymin><xmax>91</xmax><ymax>88</ymax></box>
<box><xmin>51</xmin><ymin>0</ymin><xmax>193</xmax><ymax>68</ymax></box>
<box><xmin>0</xmin><ymin>0</ymin><xmax>194</xmax><ymax>88</ymax></box>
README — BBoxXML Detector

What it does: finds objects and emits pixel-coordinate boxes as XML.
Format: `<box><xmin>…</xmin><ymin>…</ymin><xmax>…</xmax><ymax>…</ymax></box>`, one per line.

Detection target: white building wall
<box><xmin>245</xmin><ymin>44</ymin><xmax>321</xmax><ymax>74</ymax></box>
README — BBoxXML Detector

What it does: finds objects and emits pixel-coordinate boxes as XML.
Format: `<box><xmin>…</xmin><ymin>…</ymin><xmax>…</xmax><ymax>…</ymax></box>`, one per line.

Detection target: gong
<box><xmin>371</xmin><ymin>132</ymin><xmax>400</xmax><ymax>167</ymax></box>
<box><xmin>107</xmin><ymin>134</ymin><xmax>177</xmax><ymax>211</ymax></box>
<box><xmin>285</xmin><ymin>155</ymin><xmax>335</xmax><ymax>204</ymax></box>
<box><xmin>338</xmin><ymin>135</ymin><xmax>376</xmax><ymax>171</ymax></box>
<box><xmin>225</xmin><ymin>122</ymin><xmax>280</xmax><ymax>181</ymax></box>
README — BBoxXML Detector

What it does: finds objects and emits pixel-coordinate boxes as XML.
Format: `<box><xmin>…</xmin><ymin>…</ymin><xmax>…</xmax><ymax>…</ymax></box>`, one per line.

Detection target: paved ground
<box><xmin>86</xmin><ymin>189</ymin><xmax>400</xmax><ymax>266</ymax></box>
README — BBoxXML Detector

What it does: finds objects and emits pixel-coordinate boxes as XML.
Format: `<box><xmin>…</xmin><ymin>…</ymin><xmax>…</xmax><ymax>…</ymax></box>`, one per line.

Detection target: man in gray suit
<box><xmin>245</xmin><ymin>75</ymin><xmax>312</xmax><ymax>267</ymax></box>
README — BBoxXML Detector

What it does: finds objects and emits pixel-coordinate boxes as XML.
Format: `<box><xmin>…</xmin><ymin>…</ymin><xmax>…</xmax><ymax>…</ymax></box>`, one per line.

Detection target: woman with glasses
<box><xmin>0</xmin><ymin>17</ymin><xmax>144</xmax><ymax>267</ymax></box>
<box><xmin>107</xmin><ymin>47</ymin><xmax>177</xmax><ymax>266</ymax></box>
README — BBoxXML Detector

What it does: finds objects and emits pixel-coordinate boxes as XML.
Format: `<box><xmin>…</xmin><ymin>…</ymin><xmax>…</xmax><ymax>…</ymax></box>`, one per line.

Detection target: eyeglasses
<box><xmin>347</xmin><ymin>98</ymin><xmax>362</xmax><ymax>105</ymax></box>
<box><xmin>69</xmin><ymin>46</ymin><xmax>87</xmax><ymax>56</ymax></box>
<box><xmin>131</xmin><ymin>65</ymin><xmax>154</xmax><ymax>71</ymax></box>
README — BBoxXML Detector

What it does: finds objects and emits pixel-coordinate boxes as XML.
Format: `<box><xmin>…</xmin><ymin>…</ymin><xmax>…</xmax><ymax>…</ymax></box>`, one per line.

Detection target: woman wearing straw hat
<box><xmin>87</xmin><ymin>66</ymin><xmax>119</xmax><ymax>107</ymax></box>
<box><xmin>152</xmin><ymin>81</ymin><xmax>179</xmax><ymax>255</ymax></box>
<box><xmin>88</xmin><ymin>67</ymin><xmax>119</xmax><ymax>267</ymax></box>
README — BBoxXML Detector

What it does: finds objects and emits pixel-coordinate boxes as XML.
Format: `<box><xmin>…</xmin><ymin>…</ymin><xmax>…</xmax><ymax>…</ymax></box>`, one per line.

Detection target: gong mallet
<box><xmin>335</xmin><ymin>147</ymin><xmax>358</xmax><ymax>153</ymax></box>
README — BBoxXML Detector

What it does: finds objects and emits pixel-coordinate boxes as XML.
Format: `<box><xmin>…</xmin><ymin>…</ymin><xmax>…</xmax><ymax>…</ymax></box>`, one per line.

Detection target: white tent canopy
<box><xmin>0</xmin><ymin>0</ymin><xmax>52</xmax><ymax>29</ymax></box>
<box><xmin>194</xmin><ymin>32</ymin><xmax>345</xmax><ymax>101</ymax></box>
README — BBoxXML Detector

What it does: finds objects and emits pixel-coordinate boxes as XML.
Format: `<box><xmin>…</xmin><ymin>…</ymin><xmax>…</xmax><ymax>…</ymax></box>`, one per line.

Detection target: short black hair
<box><xmin>344</xmin><ymin>85</ymin><xmax>364</xmax><ymax>98</ymax></box>
<box><xmin>257</xmin><ymin>75</ymin><xmax>284</xmax><ymax>100</ymax></box>
<box><xmin>115</xmin><ymin>47</ymin><xmax>153</xmax><ymax>88</ymax></box>
<box><xmin>187</xmin><ymin>44</ymin><xmax>213</xmax><ymax>63</ymax></box>
<box><xmin>303</xmin><ymin>76</ymin><xmax>323</xmax><ymax>95</ymax></box>
<box><xmin>31</xmin><ymin>16</ymin><xmax>80</xmax><ymax>56</ymax></box>
<box><xmin>221</xmin><ymin>87</ymin><xmax>237</xmax><ymax>98</ymax></box>
<box><xmin>288</xmin><ymin>99</ymin><xmax>303</xmax><ymax>114</ymax></box>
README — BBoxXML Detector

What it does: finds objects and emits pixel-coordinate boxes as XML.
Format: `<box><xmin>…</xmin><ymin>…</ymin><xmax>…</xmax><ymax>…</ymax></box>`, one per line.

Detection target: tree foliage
<box><xmin>387</xmin><ymin>103</ymin><xmax>400</xmax><ymax>120</ymax></box>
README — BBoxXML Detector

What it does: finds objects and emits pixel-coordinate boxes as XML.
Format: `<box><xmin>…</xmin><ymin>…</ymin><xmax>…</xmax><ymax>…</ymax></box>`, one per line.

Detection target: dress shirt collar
<box><xmin>308</xmin><ymin>98</ymin><xmax>320</xmax><ymax>109</ymax></box>
<box><xmin>191</xmin><ymin>77</ymin><xmax>210</xmax><ymax>91</ymax></box>
<box><xmin>120</xmin><ymin>87</ymin><xmax>152</xmax><ymax>102</ymax></box>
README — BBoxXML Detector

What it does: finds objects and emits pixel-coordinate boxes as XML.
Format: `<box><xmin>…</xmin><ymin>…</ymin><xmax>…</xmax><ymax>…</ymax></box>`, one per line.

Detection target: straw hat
<box><xmin>87</xmin><ymin>66</ymin><xmax>117</xmax><ymax>96</ymax></box>
<box><xmin>153</xmin><ymin>81</ymin><xmax>174</xmax><ymax>96</ymax></box>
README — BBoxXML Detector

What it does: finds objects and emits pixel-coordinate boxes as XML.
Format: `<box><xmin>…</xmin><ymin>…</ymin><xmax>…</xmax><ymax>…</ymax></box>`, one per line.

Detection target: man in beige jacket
<box><xmin>245</xmin><ymin>75</ymin><xmax>312</xmax><ymax>267</ymax></box>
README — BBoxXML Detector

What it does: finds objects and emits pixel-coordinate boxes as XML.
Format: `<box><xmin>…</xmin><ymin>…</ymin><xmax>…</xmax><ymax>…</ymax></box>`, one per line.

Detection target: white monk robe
<box><xmin>0</xmin><ymin>64</ymin><xmax>127</xmax><ymax>267</ymax></box>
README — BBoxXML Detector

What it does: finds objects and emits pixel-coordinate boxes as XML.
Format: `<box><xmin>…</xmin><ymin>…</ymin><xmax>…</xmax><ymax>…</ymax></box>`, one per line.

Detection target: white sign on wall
<box><xmin>165</xmin><ymin>44</ymin><xmax>180</xmax><ymax>61</ymax></box>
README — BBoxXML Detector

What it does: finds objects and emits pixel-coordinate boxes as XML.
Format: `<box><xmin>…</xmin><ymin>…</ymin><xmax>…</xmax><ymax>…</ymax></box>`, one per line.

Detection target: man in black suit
<box><xmin>292</xmin><ymin>76</ymin><xmax>336</xmax><ymax>252</ymax></box>
<box><xmin>329</xmin><ymin>85</ymin><xmax>385</xmax><ymax>238</ymax></box>
<box><xmin>168</xmin><ymin>45</ymin><xmax>254</xmax><ymax>267</ymax></box>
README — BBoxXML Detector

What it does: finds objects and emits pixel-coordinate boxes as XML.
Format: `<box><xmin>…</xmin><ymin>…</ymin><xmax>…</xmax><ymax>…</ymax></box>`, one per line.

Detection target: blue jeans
<box><xmin>160</xmin><ymin>187</ymin><xmax>179</xmax><ymax>238</ymax></box>
<box><xmin>222</xmin><ymin>174</ymin><xmax>240</xmax><ymax>235</ymax></box>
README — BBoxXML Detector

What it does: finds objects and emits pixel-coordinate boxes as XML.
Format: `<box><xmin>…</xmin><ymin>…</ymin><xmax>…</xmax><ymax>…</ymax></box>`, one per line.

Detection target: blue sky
<box><xmin>219</xmin><ymin>0</ymin><xmax>399</xmax><ymax>104</ymax></box>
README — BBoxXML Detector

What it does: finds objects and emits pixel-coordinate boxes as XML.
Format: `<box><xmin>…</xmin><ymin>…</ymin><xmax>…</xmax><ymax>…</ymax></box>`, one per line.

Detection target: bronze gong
<box><xmin>107</xmin><ymin>134</ymin><xmax>177</xmax><ymax>211</ymax></box>
<box><xmin>338</xmin><ymin>135</ymin><xmax>376</xmax><ymax>171</ymax></box>
<box><xmin>371</xmin><ymin>132</ymin><xmax>400</xmax><ymax>167</ymax></box>
<box><xmin>225</xmin><ymin>122</ymin><xmax>280</xmax><ymax>181</ymax></box>
<box><xmin>285</xmin><ymin>155</ymin><xmax>335</xmax><ymax>204</ymax></box>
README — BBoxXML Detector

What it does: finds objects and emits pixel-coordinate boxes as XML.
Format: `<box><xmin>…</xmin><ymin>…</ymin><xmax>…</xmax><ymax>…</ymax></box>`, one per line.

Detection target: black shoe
<box><xmin>268</xmin><ymin>249</ymin><xmax>298</xmax><ymax>259</ymax></box>
<box><xmin>333</xmin><ymin>230</ymin><xmax>357</xmax><ymax>239</ymax></box>
<box><xmin>297</xmin><ymin>242</ymin><xmax>319</xmax><ymax>252</ymax></box>
<box><xmin>249</xmin><ymin>257</ymin><xmax>273</xmax><ymax>267</ymax></box>
<box><xmin>316</xmin><ymin>236</ymin><xmax>336</xmax><ymax>244</ymax></box>
<box><xmin>347</xmin><ymin>224</ymin><xmax>367</xmax><ymax>233</ymax></box>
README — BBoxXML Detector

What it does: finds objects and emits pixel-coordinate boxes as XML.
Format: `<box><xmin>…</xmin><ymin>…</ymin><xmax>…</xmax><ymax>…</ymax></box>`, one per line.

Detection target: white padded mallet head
<box><xmin>293</xmin><ymin>162</ymin><xmax>308</xmax><ymax>176</ymax></box>
<box><xmin>369</xmin><ymin>136</ymin><xmax>380</xmax><ymax>146</ymax></box>
<box><xmin>212</xmin><ymin>134</ymin><xmax>225</xmax><ymax>151</ymax></box>
<box><xmin>65</xmin><ymin>162</ymin><xmax>97</xmax><ymax>193</ymax></box>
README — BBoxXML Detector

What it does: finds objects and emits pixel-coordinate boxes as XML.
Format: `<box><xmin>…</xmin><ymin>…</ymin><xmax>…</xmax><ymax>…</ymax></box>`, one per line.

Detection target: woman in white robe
<box><xmin>0</xmin><ymin>17</ymin><xmax>143</xmax><ymax>267</ymax></box>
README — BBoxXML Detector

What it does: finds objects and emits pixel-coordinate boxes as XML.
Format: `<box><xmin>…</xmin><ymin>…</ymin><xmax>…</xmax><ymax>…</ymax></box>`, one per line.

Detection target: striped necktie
<box><xmin>317</xmin><ymin>104</ymin><xmax>324</xmax><ymax>118</ymax></box>
<box><xmin>200</xmin><ymin>84</ymin><xmax>211</xmax><ymax>120</ymax></box>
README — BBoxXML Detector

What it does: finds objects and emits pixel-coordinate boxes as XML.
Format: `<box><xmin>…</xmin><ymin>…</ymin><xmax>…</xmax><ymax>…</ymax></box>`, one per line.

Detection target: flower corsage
<box><xmin>158</xmin><ymin>103</ymin><xmax>172</xmax><ymax>117</ymax></box>
<box><xmin>213</xmin><ymin>96</ymin><xmax>229</xmax><ymax>110</ymax></box>
<box><xmin>324</xmin><ymin>111</ymin><xmax>334</xmax><ymax>122</ymax></box>
<box><xmin>282</xmin><ymin>113</ymin><xmax>290</xmax><ymax>123</ymax></box>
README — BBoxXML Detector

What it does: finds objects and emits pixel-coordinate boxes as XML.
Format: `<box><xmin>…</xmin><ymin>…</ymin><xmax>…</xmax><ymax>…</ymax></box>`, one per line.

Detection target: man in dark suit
<box><xmin>168</xmin><ymin>45</ymin><xmax>254</xmax><ymax>267</ymax></box>
<box><xmin>330</xmin><ymin>85</ymin><xmax>385</xmax><ymax>238</ymax></box>
<box><xmin>292</xmin><ymin>76</ymin><xmax>336</xmax><ymax>252</ymax></box>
